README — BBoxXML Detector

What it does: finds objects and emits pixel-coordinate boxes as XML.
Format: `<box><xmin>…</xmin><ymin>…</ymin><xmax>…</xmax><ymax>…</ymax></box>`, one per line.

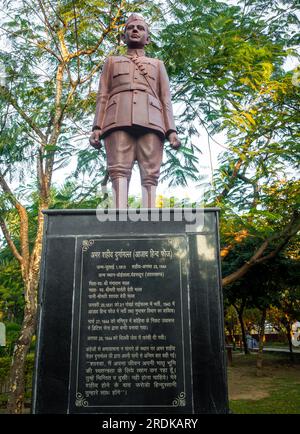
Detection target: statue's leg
<box><xmin>141</xmin><ymin>185</ymin><xmax>156</xmax><ymax>208</ymax></box>
<box><xmin>104</xmin><ymin>130</ymin><xmax>135</xmax><ymax>208</ymax></box>
<box><xmin>112</xmin><ymin>178</ymin><xmax>128</xmax><ymax>209</ymax></box>
<box><xmin>136</xmin><ymin>132</ymin><xmax>163</xmax><ymax>208</ymax></box>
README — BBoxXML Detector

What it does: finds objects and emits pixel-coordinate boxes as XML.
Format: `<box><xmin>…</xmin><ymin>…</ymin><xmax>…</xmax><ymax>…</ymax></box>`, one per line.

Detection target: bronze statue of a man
<box><xmin>89</xmin><ymin>14</ymin><xmax>181</xmax><ymax>208</ymax></box>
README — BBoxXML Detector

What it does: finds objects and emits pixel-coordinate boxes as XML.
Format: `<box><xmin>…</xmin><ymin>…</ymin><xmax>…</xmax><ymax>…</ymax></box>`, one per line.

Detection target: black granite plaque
<box><xmin>68</xmin><ymin>236</ymin><xmax>192</xmax><ymax>413</ymax></box>
<box><xmin>32</xmin><ymin>209</ymin><xmax>229</xmax><ymax>414</ymax></box>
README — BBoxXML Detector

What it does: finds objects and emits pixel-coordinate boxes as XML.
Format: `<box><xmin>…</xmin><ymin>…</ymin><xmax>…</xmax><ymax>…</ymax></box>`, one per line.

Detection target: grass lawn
<box><xmin>228</xmin><ymin>351</ymin><xmax>300</xmax><ymax>414</ymax></box>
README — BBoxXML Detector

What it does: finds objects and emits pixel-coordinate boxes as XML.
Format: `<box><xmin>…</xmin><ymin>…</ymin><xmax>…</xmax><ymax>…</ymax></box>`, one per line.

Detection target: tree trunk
<box><xmin>286</xmin><ymin>323</ymin><xmax>294</xmax><ymax>363</ymax></box>
<box><xmin>256</xmin><ymin>308</ymin><xmax>267</xmax><ymax>376</ymax></box>
<box><xmin>7</xmin><ymin>204</ymin><xmax>45</xmax><ymax>413</ymax></box>
<box><xmin>234</xmin><ymin>303</ymin><xmax>249</xmax><ymax>354</ymax></box>
<box><xmin>7</xmin><ymin>277</ymin><xmax>37</xmax><ymax>413</ymax></box>
<box><xmin>238</xmin><ymin>310</ymin><xmax>249</xmax><ymax>355</ymax></box>
<box><xmin>230</xmin><ymin>329</ymin><xmax>236</xmax><ymax>350</ymax></box>
<box><xmin>7</xmin><ymin>309</ymin><xmax>36</xmax><ymax>413</ymax></box>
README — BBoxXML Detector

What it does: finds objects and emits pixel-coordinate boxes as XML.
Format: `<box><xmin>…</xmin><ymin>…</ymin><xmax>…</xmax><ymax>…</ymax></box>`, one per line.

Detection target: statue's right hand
<box><xmin>89</xmin><ymin>129</ymin><xmax>102</xmax><ymax>149</ymax></box>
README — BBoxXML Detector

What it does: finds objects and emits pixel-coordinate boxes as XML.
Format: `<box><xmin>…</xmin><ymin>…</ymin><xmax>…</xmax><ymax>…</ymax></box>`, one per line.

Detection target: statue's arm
<box><xmin>93</xmin><ymin>57</ymin><xmax>111</xmax><ymax>130</ymax></box>
<box><xmin>89</xmin><ymin>57</ymin><xmax>111</xmax><ymax>149</ymax></box>
<box><xmin>158</xmin><ymin>60</ymin><xmax>181</xmax><ymax>149</ymax></box>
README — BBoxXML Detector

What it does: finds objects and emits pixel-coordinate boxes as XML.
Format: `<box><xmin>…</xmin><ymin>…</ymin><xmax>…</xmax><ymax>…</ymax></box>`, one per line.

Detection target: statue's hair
<box><xmin>125</xmin><ymin>14</ymin><xmax>149</xmax><ymax>31</ymax></box>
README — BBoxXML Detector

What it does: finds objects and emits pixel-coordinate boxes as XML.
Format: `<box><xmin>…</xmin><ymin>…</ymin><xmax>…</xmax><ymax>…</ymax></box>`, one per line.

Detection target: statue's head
<box><xmin>122</xmin><ymin>14</ymin><xmax>150</xmax><ymax>48</ymax></box>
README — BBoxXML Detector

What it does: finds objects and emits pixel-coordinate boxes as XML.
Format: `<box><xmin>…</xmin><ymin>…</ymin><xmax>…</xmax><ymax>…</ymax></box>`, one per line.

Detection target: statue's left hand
<box><xmin>168</xmin><ymin>132</ymin><xmax>181</xmax><ymax>150</ymax></box>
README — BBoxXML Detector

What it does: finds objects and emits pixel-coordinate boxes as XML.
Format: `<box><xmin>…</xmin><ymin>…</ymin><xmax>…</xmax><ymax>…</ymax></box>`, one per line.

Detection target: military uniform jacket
<box><xmin>93</xmin><ymin>50</ymin><xmax>177</xmax><ymax>140</ymax></box>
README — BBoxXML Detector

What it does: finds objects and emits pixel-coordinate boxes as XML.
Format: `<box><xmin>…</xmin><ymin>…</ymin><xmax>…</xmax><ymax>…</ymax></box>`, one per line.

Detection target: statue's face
<box><xmin>123</xmin><ymin>19</ymin><xmax>149</xmax><ymax>48</ymax></box>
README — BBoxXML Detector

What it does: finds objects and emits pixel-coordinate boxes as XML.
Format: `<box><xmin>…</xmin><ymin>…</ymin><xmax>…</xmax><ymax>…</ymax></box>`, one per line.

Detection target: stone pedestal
<box><xmin>32</xmin><ymin>209</ymin><xmax>228</xmax><ymax>414</ymax></box>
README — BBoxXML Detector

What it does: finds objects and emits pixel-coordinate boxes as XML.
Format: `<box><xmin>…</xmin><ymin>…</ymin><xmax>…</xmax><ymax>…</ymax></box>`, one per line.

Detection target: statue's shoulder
<box><xmin>146</xmin><ymin>56</ymin><xmax>160</xmax><ymax>63</ymax></box>
<box><xmin>148</xmin><ymin>57</ymin><xmax>165</xmax><ymax>68</ymax></box>
<box><xmin>142</xmin><ymin>56</ymin><xmax>163</xmax><ymax>67</ymax></box>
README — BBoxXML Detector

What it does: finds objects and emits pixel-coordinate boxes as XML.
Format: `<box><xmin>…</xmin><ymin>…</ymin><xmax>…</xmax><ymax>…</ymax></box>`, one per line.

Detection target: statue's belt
<box><xmin>108</xmin><ymin>85</ymin><xmax>158</xmax><ymax>99</ymax></box>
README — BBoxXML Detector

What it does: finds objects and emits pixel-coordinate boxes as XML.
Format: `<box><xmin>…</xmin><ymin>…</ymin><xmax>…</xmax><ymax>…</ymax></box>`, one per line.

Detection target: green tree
<box><xmin>0</xmin><ymin>0</ymin><xmax>165</xmax><ymax>413</ymax></box>
<box><xmin>267</xmin><ymin>254</ymin><xmax>300</xmax><ymax>358</ymax></box>
<box><xmin>159</xmin><ymin>0</ymin><xmax>300</xmax><ymax>283</ymax></box>
<box><xmin>224</xmin><ymin>243</ymin><xmax>300</xmax><ymax>371</ymax></box>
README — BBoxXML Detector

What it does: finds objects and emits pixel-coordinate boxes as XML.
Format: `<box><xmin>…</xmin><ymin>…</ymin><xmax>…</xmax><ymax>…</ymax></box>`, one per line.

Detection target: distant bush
<box><xmin>0</xmin><ymin>322</ymin><xmax>21</xmax><ymax>357</ymax></box>
<box><xmin>0</xmin><ymin>357</ymin><xmax>10</xmax><ymax>383</ymax></box>
<box><xmin>0</xmin><ymin>323</ymin><xmax>36</xmax><ymax>358</ymax></box>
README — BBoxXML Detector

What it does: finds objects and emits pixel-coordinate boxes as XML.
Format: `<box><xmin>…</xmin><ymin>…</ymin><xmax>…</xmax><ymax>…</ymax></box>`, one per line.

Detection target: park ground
<box><xmin>228</xmin><ymin>351</ymin><xmax>300</xmax><ymax>414</ymax></box>
<box><xmin>1</xmin><ymin>350</ymin><xmax>300</xmax><ymax>414</ymax></box>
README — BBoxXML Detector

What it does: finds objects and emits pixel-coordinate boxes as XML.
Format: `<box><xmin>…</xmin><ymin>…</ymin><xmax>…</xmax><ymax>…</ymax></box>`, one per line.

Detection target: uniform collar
<box><xmin>126</xmin><ymin>48</ymin><xmax>146</xmax><ymax>57</ymax></box>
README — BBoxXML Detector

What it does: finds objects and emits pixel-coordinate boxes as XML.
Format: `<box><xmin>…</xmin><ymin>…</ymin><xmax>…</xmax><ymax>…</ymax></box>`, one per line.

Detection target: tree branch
<box><xmin>69</xmin><ymin>26</ymin><xmax>111</xmax><ymax>60</ymax></box>
<box><xmin>101</xmin><ymin>171</ymin><xmax>110</xmax><ymax>187</ymax></box>
<box><xmin>68</xmin><ymin>4</ymin><xmax>124</xmax><ymax>61</ymax></box>
<box><xmin>256</xmin><ymin>211</ymin><xmax>300</xmax><ymax>263</ymax></box>
<box><xmin>46</xmin><ymin>0</ymin><xmax>65</xmax><ymax>27</ymax></box>
<box><xmin>45</xmin><ymin>62</ymin><xmax>65</xmax><ymax>189</ymax></box>
<box><xmin>72</xmin><ymin>0</ymin><xmax>80</xmax><ymax>81</ymax></box>
<box><xmin>0</xmin><ymin>216</ymin><xmax>23</xmax><ymax>263</ymax></box>
<box><xmin>222</xmin><ymin>210</ymin><xmax>300</xmax><ymax>286</ymax></box>
<box><xmin>79</xmin><ymin>51</ymin><xmax>113</xmax><ymax>85</ymax></box>
<box><xmin>237</xmin><ymin>173</ymin><xmax>260</xmax><ymax>208</ymax></box>
<box><xmin>0</xmin><ymin>172</ymin><xmax>19</xmax><ymax>205</ymax></box>
<box><xmin>0</xmin><ymin>24</ymin><xmax>62</xmax><ymax>63</ymax></box>
<box><xmin>36</xmin><ymin>0</ymin><xmax>65</xmax><ymax>59</ymax></box>
<box><xmin>0</xmin><ymin>98</ymin><xmax>10</xmax><ymax>134</ymax></box>
<box><xmin>37</xmin><ymin>0</ymin><xmax>56</xmax><ymax>32</ymax></box>
<box><xmin>0</xmin><ymin>86</ymin><xmax>47</xmax><ymax>143</ymax></box>
<box><xmin>0</xmin><ymin>172</ymin><xmax>30</xmax><ymax>277</ymax></box>
<box><xmin>216</xmin><ymin>157</ymin><xmax>244</xmax><ymax>202</ymax></box>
